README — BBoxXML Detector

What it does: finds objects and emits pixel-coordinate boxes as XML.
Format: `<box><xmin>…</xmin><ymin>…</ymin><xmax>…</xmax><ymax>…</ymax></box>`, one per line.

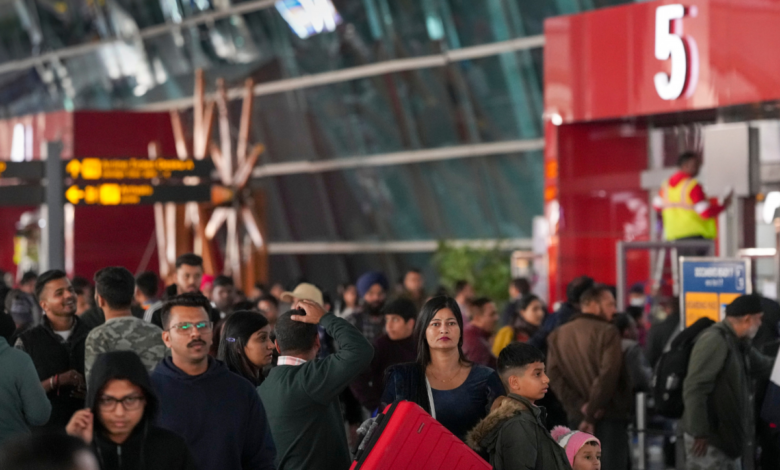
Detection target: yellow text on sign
<box><xmin>67</xmin><ymin>158</ymin><xmax>195</xmax><ymax>180</ymax></box>
<box><xmin>65</xmin><ymin>184</ymin><xmax>154</xmax><ymax>205</ymax></box>
<box><xmin>685</xmin><ymin>292</ymin><xmax>742</xmax><ymax>327</ymax></box>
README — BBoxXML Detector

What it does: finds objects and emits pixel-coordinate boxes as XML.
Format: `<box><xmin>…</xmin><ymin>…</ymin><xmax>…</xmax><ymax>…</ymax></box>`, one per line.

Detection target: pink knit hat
<box><xmin>551</xmin><ymin>426</ymin><xmax>601</xmax><ymax>466</ymax></box>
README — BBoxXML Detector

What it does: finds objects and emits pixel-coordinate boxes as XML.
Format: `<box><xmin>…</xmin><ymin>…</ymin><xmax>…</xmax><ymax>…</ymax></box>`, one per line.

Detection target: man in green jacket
<box><xmin>258</xmin><ymin>298</ymin><xmax>373</xmax><ymax>470</ymax></box>
<box><xmin>683</xmin><ymin>295</ymin><xmax>774</xmax><ymax>469</ymax></box>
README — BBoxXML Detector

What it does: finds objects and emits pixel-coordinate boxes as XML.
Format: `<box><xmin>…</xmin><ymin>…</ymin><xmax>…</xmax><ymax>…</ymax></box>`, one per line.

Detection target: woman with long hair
<box><xmin>217</xmin><ymin>311</ymin><xmax>275</xmax><ymax>387</ymax></box>
<box><xmin>335</xmin><ymin>284</ymin><xmax>358</xmax><ymax>318</ymax></box>
<box><xmin>492</xmin><ymin>294</ymin><xmax>545</xmax><ymax>357</ymax></box>
<box><xmin>381</xmin><ymin>296</ymin><xmax>504</xmax><ymax>441</ymax></box>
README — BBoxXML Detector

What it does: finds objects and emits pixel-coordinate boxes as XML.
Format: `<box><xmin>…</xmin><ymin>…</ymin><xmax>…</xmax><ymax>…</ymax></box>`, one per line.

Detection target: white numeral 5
<box><xmin>654</xmin><ymin>4</ymin><xmax>697</xmax><ymax>100</ymax></box>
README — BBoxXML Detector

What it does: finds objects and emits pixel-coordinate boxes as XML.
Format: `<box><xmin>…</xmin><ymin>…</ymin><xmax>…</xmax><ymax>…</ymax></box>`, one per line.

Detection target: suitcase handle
<box><xmin>352</xmin><ymin>400</ymin><xmax>402</xmax><ymax>470</ymax></box>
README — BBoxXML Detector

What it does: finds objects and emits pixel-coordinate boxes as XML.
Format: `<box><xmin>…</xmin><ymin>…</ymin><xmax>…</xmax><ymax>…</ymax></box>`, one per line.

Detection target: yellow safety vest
<box><xmin>660</xmin><ymin>176</ymin><xmax>717</xmax><ymax>240</ymax></box>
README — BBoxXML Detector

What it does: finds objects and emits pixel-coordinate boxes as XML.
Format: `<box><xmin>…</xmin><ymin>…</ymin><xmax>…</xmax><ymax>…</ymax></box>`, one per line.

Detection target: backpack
<box><xmin>652</xmin><ymin>317</ymin><xmax>715</xmax><ymax>418</ymax></box>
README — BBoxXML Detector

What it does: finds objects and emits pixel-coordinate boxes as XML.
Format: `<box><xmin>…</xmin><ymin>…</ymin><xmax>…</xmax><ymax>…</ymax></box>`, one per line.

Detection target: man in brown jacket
<box><xmin>548</xmin><ymin>284</ymin><xmax>631</xmax><ymax>470</ymax></box>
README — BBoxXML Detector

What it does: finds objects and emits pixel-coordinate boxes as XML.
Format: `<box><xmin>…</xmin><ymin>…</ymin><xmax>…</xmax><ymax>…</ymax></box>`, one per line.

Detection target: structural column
<box><xmin>43</xmin><ymin>141</ymin><xmax>64</xmax><ymax>271</ymax></box>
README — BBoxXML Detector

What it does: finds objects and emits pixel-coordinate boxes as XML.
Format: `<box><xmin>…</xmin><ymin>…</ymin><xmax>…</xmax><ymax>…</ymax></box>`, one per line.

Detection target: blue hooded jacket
<box><xmin>151</xmin><ymin>356</ymin><xmax>275</xmax><ymax>470</ymax></box>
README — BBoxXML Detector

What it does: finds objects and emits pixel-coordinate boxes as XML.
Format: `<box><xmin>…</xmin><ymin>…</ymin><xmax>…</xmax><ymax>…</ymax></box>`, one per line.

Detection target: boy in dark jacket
<box><xmin>65</xmin><ymin>350</ymin><xmax>196</xmax><ymax>470</ymax></box>
<box><xmin>466</xmin><ymin>342</ymin><xmax>571</xmax><ymax>470</ymax></box>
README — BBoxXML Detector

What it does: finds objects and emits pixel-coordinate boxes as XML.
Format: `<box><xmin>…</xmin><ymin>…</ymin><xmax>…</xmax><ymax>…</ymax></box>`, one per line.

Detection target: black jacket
<box><xmin>528</xmin><ymin>302</ymin><xmax>578</xmax><ymax>353</ymax></box>
<box><xmin>152</xmin><ymin>357</ymin><xmax>275</xmax><ymax>470</ymax></box>
<box><xmin>87</xmin><ymin>351</ymin><xmax>196</xmax><ymax>470</ymax></box>
<box><xmin>15</xmin><ymin>315</ymin><xmax>91</xmax><ymax>428</ymax></box>
<box><xmin>645</xmin><ymin>311</ymin><xmax>680</xmax><ymax>368</ymax></box>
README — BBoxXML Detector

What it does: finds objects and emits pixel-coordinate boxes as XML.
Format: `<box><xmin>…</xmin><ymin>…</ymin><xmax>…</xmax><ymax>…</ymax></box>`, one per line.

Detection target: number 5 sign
<box><xmin>654</xmin><ymin>4</ymin><xmax>699</xmax><ymax>100</ymax></box>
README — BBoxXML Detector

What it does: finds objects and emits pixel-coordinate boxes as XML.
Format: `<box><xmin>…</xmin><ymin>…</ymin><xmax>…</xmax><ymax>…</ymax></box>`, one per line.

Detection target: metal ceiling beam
<box><xmin>251</xmin><ymin>138</ymin><xmax>545</xmax><ymax>178</ymax></box>
<box><xmin>266</xmin><ymin>238</ymin><xmax>533</xmax><ymax>255</ymax></box>
<box><xmin>141</xmin><ymin>34</ymin><xmax>546</xmax><ymax>111</ymax></box>
<box><xmin>0</xmin><ymin>0</ymin><xmax>276</xmax><ymax>76</ymax></box>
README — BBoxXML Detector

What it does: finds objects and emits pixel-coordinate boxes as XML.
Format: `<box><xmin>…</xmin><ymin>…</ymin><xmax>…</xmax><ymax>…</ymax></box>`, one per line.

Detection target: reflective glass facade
<box><xmin>0</xmin><ymin>0</ymin><xmax>631</xmax><ymax>286</ymax></box>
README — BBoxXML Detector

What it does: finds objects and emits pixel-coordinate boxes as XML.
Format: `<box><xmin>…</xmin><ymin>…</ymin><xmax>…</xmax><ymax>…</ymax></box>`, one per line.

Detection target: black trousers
<box><xmin>595</xmin><ymin>419</ymin><xmax>632</xmax><ymax>470</ymax></box>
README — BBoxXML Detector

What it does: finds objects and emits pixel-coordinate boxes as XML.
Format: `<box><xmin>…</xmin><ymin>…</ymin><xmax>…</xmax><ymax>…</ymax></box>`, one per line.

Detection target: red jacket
<box><xmin>463</xmin><ymin>323</ymin><xmax>497</xmax><ymax>369</ymax></box>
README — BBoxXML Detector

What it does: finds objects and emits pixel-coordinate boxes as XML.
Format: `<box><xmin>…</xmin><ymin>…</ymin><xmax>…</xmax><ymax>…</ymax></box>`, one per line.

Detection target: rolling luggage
<box><xmin>350</xmin><ymin>400</ymin><xmax>492</xmax><ymax>470</ymax></box>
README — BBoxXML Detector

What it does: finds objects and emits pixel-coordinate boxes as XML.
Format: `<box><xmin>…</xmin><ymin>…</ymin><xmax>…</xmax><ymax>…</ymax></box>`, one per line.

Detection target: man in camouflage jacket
<box><xmin>85</xmin><ymin>267</ymin><xmax>166</xmax><ymax>380</ymax></box>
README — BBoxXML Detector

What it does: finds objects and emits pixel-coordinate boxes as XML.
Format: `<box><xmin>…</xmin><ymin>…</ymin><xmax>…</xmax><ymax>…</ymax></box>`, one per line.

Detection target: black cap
<box><xmin>725</xmin><ymin>294</ymin><xmax>763</xmax><ymax>317</ymax></box>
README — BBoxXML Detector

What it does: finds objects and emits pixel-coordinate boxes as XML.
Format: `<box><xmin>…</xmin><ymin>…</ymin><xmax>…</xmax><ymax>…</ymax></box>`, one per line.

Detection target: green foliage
<box><xmin>432</xmin><ymin>241</ymin><xmax>511</xmax><ymax>303</ymax></box>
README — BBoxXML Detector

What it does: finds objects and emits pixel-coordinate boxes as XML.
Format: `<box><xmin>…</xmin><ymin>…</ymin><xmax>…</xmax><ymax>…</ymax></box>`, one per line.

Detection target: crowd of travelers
<box><xmin>0</xmin><ymin>255</ymin><xmax>778</xmax><ymax>470</ymax></box>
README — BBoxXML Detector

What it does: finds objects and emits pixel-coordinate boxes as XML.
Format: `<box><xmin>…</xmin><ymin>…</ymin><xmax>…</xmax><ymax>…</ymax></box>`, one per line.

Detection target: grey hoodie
<box><xmin>466</xmin><ymin>394</ymin><xmax>571</xmax><ymax>470</ymax></box>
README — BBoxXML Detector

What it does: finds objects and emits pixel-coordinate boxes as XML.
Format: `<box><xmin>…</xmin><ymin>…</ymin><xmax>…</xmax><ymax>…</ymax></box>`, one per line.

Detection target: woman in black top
<box><xmin>382</xmin><ymin>296</ymin><xmax>505</xmax><ymax>441</ymax></box>
<box><xmin>217</xmin><ymin>310</ymin><xmax>275</xmax><ymax>386</ymax></box>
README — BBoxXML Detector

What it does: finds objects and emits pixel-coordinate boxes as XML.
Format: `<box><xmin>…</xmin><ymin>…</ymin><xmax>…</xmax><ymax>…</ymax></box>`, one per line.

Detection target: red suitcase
<box><xmin>350</xmin><ymin>400</ymin><xmax>492</xmax><ymax>470</ymax></box>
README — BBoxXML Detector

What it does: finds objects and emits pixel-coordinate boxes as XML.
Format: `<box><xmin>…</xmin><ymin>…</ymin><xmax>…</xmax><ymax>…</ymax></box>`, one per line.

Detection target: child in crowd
<box><xmin>466</xmin><ymin>342</ymin><xmax>571</xmax><ymax>470</ymax></box>
<box><xmin>552</xmin><ymin>426</ymin><xmax>602</xmax><ymax>470</ymax></box>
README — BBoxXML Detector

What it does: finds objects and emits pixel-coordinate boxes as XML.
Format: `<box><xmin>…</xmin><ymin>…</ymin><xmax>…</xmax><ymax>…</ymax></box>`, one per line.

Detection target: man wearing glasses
<box><xmin>150</xmin><ymin>293</ymin><xmax>276</xmax><ymax>470</ymax></box>
<box><xmin>66</xmin><ymin>350</ymin><xmax>196</xmax><ymax>470</ymax></box>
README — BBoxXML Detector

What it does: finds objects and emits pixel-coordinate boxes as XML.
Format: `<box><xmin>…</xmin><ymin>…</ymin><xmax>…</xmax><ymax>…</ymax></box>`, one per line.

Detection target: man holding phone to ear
<box><xmin>259</xmin><ymin>298</ymin><xmax>374</xmax><ymax>470</ymax></box>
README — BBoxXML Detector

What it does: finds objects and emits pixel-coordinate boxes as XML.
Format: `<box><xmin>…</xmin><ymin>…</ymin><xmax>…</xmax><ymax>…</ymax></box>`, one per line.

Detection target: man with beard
<box><xmin>682</xmin><ymin>295</ymin><xmax>774</xmax><ymax>470</ymax></box>
<box><xmin>547</xmin><ymin>284</ymin><xmax>631</xmax><ymax>469</ymax></box>
<box><xmin>15</xmin><ymin>270</ymin><xmax>91</xmax><ymax>429</ymax></box>
<box><xmin>144</xmin><ymin>254</ymin><xmax>220</xmax><ymax>328</ymax></box>
<box><xmin>346</xmin><ymin>272</ymin><xmax>389</xmax><ymax>343</ymax></box>
<box><xmin>151</xmin><ymin>293</ymin><xmax>275</xmax><ymax>470</ymax></box>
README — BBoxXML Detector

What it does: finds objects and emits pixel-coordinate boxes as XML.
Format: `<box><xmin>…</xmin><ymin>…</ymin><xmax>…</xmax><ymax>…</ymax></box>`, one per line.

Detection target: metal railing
<box><xmin>616</xmin><ymin>240</ymin><xmax>716</xmax><ymax>309</ymax></box>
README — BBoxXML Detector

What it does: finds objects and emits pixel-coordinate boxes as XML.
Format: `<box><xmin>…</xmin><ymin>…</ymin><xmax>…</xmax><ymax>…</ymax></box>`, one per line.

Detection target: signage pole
<box><xmin>44</xmin><ymin>141</ymin><xmax>65</xmax><ymax>271</ymax></box>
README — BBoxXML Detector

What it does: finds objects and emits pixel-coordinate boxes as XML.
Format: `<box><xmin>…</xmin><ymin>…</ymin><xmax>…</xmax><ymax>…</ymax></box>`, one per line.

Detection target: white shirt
<box><xmin>54</xmin><ymin>326</ymin><xmax>75</xmax><ymax>342</ymax></box>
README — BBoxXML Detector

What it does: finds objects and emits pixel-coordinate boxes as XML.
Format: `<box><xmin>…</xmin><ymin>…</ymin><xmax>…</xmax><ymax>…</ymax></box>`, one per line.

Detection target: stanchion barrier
<box><xmin>636</xmin><ymin>392</ymin><xmax>647</xmax><ymax>470</ymax></box>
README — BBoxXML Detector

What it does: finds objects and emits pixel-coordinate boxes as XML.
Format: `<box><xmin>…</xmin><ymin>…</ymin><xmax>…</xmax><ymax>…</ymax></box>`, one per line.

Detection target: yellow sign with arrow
<box><xmin>65</xmin><ymin>158</ymin><xmax>206</xmax><ymax>180</ymax></box>
<box><xmin>64</xmin><ymin>183</ymin><xmax>211</xmax><ymax>206</ymax></box>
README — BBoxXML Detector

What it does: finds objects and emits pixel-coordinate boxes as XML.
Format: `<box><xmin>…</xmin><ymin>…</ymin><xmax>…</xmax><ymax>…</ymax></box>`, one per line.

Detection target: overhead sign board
<box><xmin>0</xmin><ymin>158</ymin><xmax>213</xmax><ymax>181</ymax></box>
<box><xmin>0</xmin><ymin>161</ymin><xmax>45</xmax><ymax>179</ymax></box>
<box><xmin>0</xmin><ymin>186</ymin><xmax>45</xmax><ymax>206</ymax></box>
<box><xmin>0</xmin><ymin>157</ymin><xmax>220</xmax><ymax>206</ymax></box>
<box><xmin>64</xmin><ymin>184</ymin><xmax>213</xmax><ymax>206</ymax></box>
<box><xmin>679</xmin><ymin>257</ymin><xmax>751</xmax><ymax>328</ymax></box>
<box><xmin>65</xmin><ymin>158</ymin><xmax>213</xmax><ymax>181</ymax></box>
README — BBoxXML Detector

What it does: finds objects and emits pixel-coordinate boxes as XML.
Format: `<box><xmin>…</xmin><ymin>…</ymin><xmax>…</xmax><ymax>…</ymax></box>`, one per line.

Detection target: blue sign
<box><xmin>679</xmin><ymin>257</ymin><xmax>751</xmax><ymax>327</ymax></box>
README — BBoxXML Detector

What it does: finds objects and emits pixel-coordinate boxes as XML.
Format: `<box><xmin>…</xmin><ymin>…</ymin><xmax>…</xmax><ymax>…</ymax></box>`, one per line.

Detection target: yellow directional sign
<box><xmin>65</xmin><ymin>160</ymin><xmax>81</xmax><ymax>179</ymax></box>
<box><xmin>66</xmin><ymin>184</ymin><xmax>150</xmax><ymax>205</ymax></box>
<box><xmin>65</xmin><ymin>186</ymin><xmax>84</xmax><ymax>204</ymax></box>
<box><xmin>65</xmin><ymin>158</ymin><xmax>208</xmax><ymax>180</ymax></box>
<box><xmin>64</xmin><ymin>184</ymin><xmax>212</xmax><ymax>205</ymax></box>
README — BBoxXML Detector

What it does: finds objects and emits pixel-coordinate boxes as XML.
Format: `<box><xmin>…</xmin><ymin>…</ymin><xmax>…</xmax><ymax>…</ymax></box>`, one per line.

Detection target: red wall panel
<box><xmin>70</xmin><ymin>112</ymin><xmax>177</xmax><ymax>279</ymax></box>
<box><xmin>0</xmin><ymin>111</ymin><xmax>177</xmax><ymax>280</ymax></box>
<box><xmin>549</xmin><ymin>121</ymin><xmax>650</xmax><ymax>303</ymax></box>
<box><xmin>545</xmin><ymin>0</ymin><xmax>780</xmax><ymax>124</ymax></box>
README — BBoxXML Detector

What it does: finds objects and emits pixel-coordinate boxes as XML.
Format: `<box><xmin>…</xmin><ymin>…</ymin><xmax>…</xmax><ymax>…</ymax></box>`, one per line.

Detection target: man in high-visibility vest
<box><xmin>653</xmin><ymin>151</ymin><xmax>733</xmax><ymax>241</ymax></box>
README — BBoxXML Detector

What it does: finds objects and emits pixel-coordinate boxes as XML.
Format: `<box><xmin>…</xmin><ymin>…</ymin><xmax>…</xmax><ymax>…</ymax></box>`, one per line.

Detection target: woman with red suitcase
<box><xmin>381</xmin><ymin>296</ymin><xmax>505</xmax><ymax>441</ymax></box>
